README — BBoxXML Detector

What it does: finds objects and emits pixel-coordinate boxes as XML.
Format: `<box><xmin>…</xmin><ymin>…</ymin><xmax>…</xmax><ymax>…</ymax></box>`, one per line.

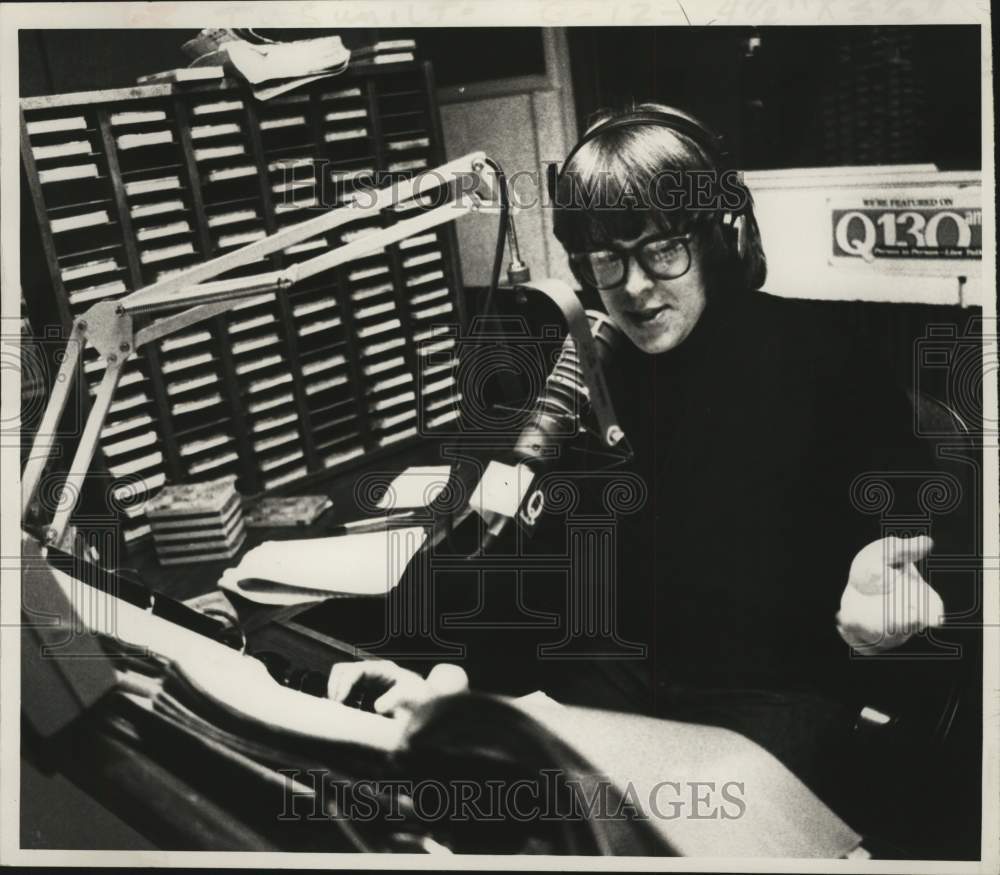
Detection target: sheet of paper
<box><xmin>376</xmin><ymin>465</ymin><xmax>451</xmax><ymax>510</ymax></box>
<box><xmin>216</xmin><ymin>526</ymin><xmax>427</xmax><ymax>597</ymax></box>
<box><xmin>216</xmin><ymin>578</ymin><xmax>330</xmax><ymax>606</ymax></box>
<box><xmin>225</xmin><ymin>36</ymin><xmax>349</xmax><ymax>85</ymax></box>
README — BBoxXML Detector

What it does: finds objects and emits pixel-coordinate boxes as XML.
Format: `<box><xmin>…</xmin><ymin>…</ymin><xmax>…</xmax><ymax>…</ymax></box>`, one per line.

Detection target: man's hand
<box><xmin>327</xmin><ymin>659</ymin><xmax>468</xmax><ymax>717</ymax></box>
<box><xmin>837</xmin><ymin>535</ymin><xmax>945</xmax><ymax>653</ymax></box>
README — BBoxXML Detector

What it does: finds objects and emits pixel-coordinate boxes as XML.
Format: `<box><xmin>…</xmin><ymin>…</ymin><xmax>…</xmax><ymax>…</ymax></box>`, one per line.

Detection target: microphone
<box><xmin>469</xmin><ymin>310</ymin><xmax>628</xmax><ymax>555</ymax></box>
<box><xmin>512</xmin><ymin>309</ymin><xmax>627</xmax><ymax>468</ymax></box>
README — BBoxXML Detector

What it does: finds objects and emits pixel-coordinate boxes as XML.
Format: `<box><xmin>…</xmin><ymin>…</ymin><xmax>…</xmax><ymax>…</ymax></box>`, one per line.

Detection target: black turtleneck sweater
<box><xmin>544</xmin><ymin>289</ymin><xmax>930</xmax><ymax>711</ymax></box>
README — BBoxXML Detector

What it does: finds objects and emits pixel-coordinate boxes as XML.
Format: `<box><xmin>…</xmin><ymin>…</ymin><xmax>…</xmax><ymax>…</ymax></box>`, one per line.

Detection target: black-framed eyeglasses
<box><xmin>569</xmin><ymin>233</ymin><xmax>692</xmax><ymax>290</ymax></box>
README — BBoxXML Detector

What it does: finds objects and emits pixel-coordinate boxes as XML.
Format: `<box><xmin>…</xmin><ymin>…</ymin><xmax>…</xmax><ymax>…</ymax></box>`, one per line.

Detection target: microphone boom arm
<box><xmin>22</xmin><ymin>151</ymin><xmax>495</xmax><ymax>551</ymax></box>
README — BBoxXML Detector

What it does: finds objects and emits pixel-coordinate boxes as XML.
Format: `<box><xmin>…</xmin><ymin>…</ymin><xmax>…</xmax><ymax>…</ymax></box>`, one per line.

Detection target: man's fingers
<box><xmin>883</xmin><ymin>534</ymin><xmax>934</xmax><ymax>568</ymax></box>
<box><xmin>327</xmin><ymin>659</ymin><xmax>400</xmax><ymax>701</ymax></box>
<box><xmin>837</xmin><ymin>619</ymin><xmax>906</xmax><ymax>653</ymax></box>
<box><xmin>849</xmin><ymin>536</ymin><xmax>935</xmax><ymax>595</ymax></box>
<box><xmin>329</xmin><ymin>660</ymin><xmax>471</xmax><ymax>714</ymax></box>
<box><xmin>327</xmin><ymin>662</ymin><xmax>364</xmax><ymax>701</ymax></box>
<box><xmin>426</xmin><ymin>663</ymin><xmax>469</xmax><ymax>695</ymax></box>
<box><xmin>373</xmin><ymin>686</ymin><xmax>406</xmax><ymax>715</ymax></box>
<box><xmin>374</xmin><ymin>678</ymin><xmax>427</xmax><ymax>715</ymax></box>
<box><xmin>839</xmin><ymin>564</ymin><xmax>946</xmax><ymax>654</ymax></box>
<box><xmin>904</xmin><ymin>567</ymin><xmax>946</xmax><ymax>629</ymax></box>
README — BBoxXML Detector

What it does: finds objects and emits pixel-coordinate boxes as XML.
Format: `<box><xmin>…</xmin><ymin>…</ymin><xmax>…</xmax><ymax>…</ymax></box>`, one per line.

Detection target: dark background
<box><xmin>568</xmin><ymin>25</ymin><xmax>981</xmax><ymax>170</ymax></box>
<box><xmin>20</xmin><ymin>25</ymin><xmax>981</xmax><ymax>170</ymax></box>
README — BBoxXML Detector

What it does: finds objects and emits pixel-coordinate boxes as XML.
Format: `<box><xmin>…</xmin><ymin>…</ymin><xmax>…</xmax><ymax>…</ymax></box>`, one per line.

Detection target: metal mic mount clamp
<box><xmin>505</xmin><ymin>214</ymin><xmax>531</xmax><ymax>285</ymax></box>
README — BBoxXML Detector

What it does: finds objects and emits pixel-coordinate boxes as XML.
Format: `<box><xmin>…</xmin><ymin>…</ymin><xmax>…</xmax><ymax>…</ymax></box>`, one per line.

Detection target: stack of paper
<box><xmin>145</xmin><ymin>475</ymin><xmax>246</xmax><ymax>565</ymax></box>
<box><xmin>243</xmin><ymin>495</ymin><xmax>333</xmax><ymax>528</ymax></box>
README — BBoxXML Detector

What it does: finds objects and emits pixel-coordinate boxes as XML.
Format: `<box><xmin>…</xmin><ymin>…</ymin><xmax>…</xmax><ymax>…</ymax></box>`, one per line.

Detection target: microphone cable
<box><xmin>482</xmin><ymin>157</ymin><xmax>510</xmax><ymax>320</ymax></box>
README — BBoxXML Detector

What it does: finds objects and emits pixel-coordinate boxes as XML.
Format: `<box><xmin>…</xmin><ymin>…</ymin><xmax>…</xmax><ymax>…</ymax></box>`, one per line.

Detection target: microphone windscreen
<box><xmin>511</xmin><ymin>310</ymin><xmax>622</xmax><ymax>466</ymax></box>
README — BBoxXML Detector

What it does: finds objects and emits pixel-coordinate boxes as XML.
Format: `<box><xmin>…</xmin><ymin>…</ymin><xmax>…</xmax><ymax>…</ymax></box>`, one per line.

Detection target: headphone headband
<box><xmin>548</xmin><ymin>109</ymin><xmax>731</xmax><ymax>208</ymax></box>
<box><xmin>560</xmin><ymin>110</ymin><xmax>726</xmax><ymax>175</ymax></box>
<box><xmin>547</xmin><ymin>108</ymin><xmax>739</xmax><ymax>218</ymax></box>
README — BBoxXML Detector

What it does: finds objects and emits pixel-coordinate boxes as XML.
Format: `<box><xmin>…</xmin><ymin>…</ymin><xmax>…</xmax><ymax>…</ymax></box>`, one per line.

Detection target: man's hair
<box><xmin>552</xmin><ymin>102</ymin><xmax>767</xmax><ymax>293</ymax></box>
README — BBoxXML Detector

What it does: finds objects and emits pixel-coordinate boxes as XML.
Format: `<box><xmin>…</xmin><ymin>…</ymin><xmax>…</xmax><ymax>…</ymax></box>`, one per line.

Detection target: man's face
<box><xmin>597</xmin><ymin>223</ymin><xmax>708</xmax><ymax>355</ymax></box>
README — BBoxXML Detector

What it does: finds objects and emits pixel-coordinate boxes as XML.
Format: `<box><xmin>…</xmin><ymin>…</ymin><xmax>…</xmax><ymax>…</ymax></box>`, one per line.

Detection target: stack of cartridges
<box><xmin>145</xmin><ymin>475</ymin><xmax>246</xmax><ymax>565</ymax></box>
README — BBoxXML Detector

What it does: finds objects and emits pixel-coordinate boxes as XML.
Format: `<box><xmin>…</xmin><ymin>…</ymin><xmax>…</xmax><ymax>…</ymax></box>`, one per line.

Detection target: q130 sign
<box><xmin>831</xmin><ymin>189</ymin><xmax>981</xmax><ymax>263</ymax></box>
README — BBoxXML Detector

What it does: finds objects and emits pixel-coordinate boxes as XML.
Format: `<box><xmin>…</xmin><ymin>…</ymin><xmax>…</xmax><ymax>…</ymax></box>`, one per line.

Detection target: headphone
<box><xmin>547</xmin><ymin>108</ymin><xmax>749</xmax><ymax>258</ymax></box>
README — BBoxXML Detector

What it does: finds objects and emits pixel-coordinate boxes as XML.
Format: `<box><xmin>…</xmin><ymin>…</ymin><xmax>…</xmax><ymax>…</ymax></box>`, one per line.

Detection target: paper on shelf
<box><xmin>50</xmin><ymin>209</ymin><xmax>109</xmax><ymax>234</ymax></box>
<box><xmin>264</xmin><ymin>465</ymin><xmax>309</xmax><ymax>491</ymax></box>
<box><xmin>387</xmin><ymin>136</ymin><xmax>430</xmax><ymax>152</ymax></box>
<box><xmin>206</xmin><ymin>164</ymin><xmax>256</xmax><ymax>182</ymax></box>
<box><xmin>112</xmin><ymin>110</ymin><xmax>167</xmax><ymax>126</ymax></box>
<box><xmin>217</xmin><ymin>526</ymin><xmax>427</xmax><ymax>603</ymax></box>
<box><xmin>69</xmin><ymin>280</ymin><xmax>128</xmax><ymax>305</ymax></box>
<box><xmin>322</xmin><ymin>86</ymin><xmax>362</xmax><ymax>100</ymax></box>
<box><xmin>363</xmin><ymin>52</ymin><xmax>414</xmax><ymax>65</ymax></box>
<box><xmin>38</xmin><ymin>163</ymin><xmax>98</xmax><ymax>184</ymax></box>
<box><xmin>376</xmin><ymin>466</ymin><xmax>451</xmax><ymax>510</ymax></box>
<box><xmin>125</xmin><ymin>175</ymin><xmax>180</xmax><ymax>196</ymax></box>
<box><xmin>189</xmin><ymin>450</ymin><xmax>239</xmax><ymax>475</ymax></box>
<box><xmin>131</xmin><ymin>199</ymin><xmax>185</xmax><ymax>219</ymax></box>
<box><xmin>325</xmin><ymin>127</ymin><xmax>367</xmax><ymax>143</ymax></box>
<box><xmin>259</xmin><ymin>115</ymin><xmax>306</xmax><ymax>131</ymax></box>
<box><xmin>324</xmin><ymin>109</ymin><xmax>367</xmax><ymax>122</ymax></box>
<box><xmin>195</xmin><ymin>143</ymin><xmax>246</xmax><ymax>162</ymax></box>
<box><xmin>253</xmin><ymin>73</ymin><xmax>339</xmax><ymax>103</ymax></box>
<box><xmin>225</xmin><ymin>36</ymin><xmax>350</xmax><ymax>85</ymax></box>
<box><xmin>117</xmin><ymin>130</ymin><xmax>173</xmax><ymax>150</ymax></box>
<box><xmin>379</xmin><ymin>427</ymin><xmax>417</xmax><ymax>447</ymax></box>
<box><xmin>32</xmin><ymin>139</ymin><xmax>91</xmax><ymax>161</ymax></box>
<box><xmin>140</xmin><ymin>241</ymin><xmax>195</xmax><ymax>264</ymax></box>
<box><xmin>388</xmin><ymin>158</ymin><xmax>428</xmax><ymax>173</ymax></box>
<box><xmin>26</xmin><ymin>116</ymin><xmax>86</xmax><ymax>135</ymax></box>
<box><xmin>192</xmin><ymin>99</ymin><xmax>244</xmax><ymax>116</ymax></box>
<box><xmin>61</xmin><ymin>257</ymin><xmax>119</xmax><ymax>283</ymax></box>
<box><xmin>136</xmin><ymin>219</ymin><xmax>191</xmax><ymax>242</ymax></box>
<box><xmin>414</xmin><ymin>301</ymin><xmax>453</xmax><ymax>321</ymax></box>
<box><xmin>191</xmin><ymin>122</ymin><xmax>242</xmax><ymax>140</ymax></box>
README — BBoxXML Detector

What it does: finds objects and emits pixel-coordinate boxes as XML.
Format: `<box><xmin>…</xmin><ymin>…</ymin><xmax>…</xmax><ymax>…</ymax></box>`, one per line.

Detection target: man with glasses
<box><xmin>328</xmin><ymin>105</ymin><xmax>945</xmax><ymax>809</ymax></box>
<box><xmin>540</xmin><ymin>103</ymin><xmax>946</xmax><ymax>801</ymax></box>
